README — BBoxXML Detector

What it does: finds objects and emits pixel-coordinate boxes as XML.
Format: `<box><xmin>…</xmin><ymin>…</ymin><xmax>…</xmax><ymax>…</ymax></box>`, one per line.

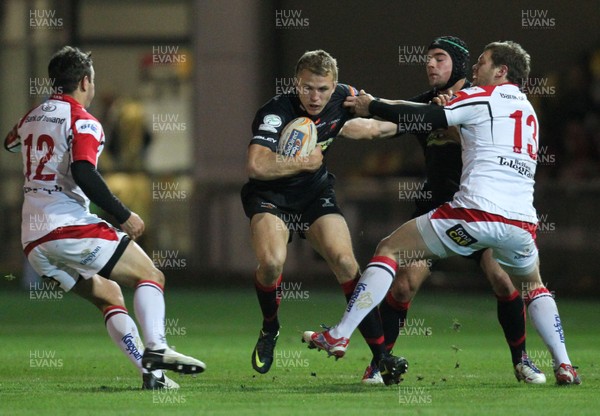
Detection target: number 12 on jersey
<box><xmin>24</xmin><ymin>133</ymin><xmax>56</xmax><ymax>181</ymax></box>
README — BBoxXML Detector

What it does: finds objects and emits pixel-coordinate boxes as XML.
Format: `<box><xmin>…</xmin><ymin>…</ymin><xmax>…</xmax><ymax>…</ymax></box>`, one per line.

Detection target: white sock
<box><xmin>104</xmin><ymin>306</ymin><xmax>146</xmax><ymax>375</ymax></box>
<box><xmin>134</xmin><ymin>280</ymin><xmax>168</xmax><ymax>350</ymax></box>
<box><xmin>527</xmin><ymin>287</ymin><xmax>571</xmax><ymax>369</ymax></box>
<box><xmin>330</xmin><ymin>256</ymin><xmax>396</xmax><ymax>340</ymax></box>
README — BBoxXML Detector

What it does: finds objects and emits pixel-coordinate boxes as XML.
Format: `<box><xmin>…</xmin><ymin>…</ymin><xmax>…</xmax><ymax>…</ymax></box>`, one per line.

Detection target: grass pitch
<box><xmin>0</xmin><ymin>286</ymin><xmax>597</xmax><ymax>415</ymax></box>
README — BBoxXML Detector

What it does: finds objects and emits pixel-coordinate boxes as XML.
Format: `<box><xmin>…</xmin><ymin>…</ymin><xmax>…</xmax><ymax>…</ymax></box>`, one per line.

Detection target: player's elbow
<box><xmin>246</xmin><ymin>145</ymin><xmax>272</xmax><ymax>179</ymax></box>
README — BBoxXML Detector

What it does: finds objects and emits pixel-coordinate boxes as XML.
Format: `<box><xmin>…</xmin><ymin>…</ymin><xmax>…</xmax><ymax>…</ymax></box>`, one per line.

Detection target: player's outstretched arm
<box><xmin>246</xmin><ymin>144</ymin><xmax>322</xmax><ymax>181</ymax></box>
<box><xmin>368</xmin><ymin>100</ymin><xmax>449</xmax><ymax>132</ymax></box>
<box><xmin>338</xmin><ymin>118</ymin><xmax>398</xmax><ymax>140</ymax></box>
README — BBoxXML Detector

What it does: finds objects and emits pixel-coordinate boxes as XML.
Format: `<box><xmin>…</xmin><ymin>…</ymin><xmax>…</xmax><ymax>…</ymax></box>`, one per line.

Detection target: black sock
<box><xmin>341</xmin><ymin>277</ymin><xmax>386</xmax><ymax>363</ymax></box>
<box><xmin>254</xmin><ymin>274</ymin><xmax>282</xmax><ymax>333</ymax></box>
<box><xmin>379</xmin><ymin>291</ymin><xmax>410</xmax><ymax>352</ymax></box>
<box><xmin>497</xmin><ymin>290</ymin><xmax>526</xmax><ymax>366</ymax></box>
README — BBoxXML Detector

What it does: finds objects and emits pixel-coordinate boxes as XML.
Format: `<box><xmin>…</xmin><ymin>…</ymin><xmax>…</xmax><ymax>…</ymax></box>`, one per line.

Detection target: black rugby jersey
<box><xmin>247</xmin><ymin>83</ymin><xmax>357</xmax><ymax>194</ymax></box>
<box><xmin>408</xmin><ymin>81</ymin><xmax>471</xmax><ymax>214</ymax></box>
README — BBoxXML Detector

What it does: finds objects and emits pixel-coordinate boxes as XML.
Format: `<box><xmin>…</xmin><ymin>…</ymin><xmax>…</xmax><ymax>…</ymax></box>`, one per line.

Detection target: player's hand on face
<box><xmin>353</xmin><ymin>90</ymin><xmax>374</xmax><ymax>117</ymax></box>
<box><xmin>120</xmin><ymin>212</ymin><xmax>145</xmax><ymax>240</ymax></box>
<box><xmin>432</xmin><ymin>90</ymin><xmax>453</xmax><ymax>106</ymax></box>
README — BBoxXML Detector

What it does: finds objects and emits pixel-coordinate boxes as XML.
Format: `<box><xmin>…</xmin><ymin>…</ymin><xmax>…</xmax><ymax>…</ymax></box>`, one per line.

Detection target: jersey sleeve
<box><xmin>338</xmin><ymin>83</ymin><xmax>359</xmax><ymax>97</ymax></box>
<box><xmin>71</xmin><ymin>118</ymin><xmax>104</xmax><ymax>166</ymax></box>
<box><xmin>249</xmin><ymin>103</ymin><xmax>292</xmax><ymax>152</ymax></box>
<box><xmin>444</xmin><ymin>87</ymin><xmax>494</xmax><ymax>127</ymax></box>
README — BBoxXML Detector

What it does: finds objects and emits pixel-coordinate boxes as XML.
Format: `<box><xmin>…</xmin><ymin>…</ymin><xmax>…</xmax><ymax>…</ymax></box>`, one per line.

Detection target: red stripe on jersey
<box><xmin>431</xmin><ymin>203</ymin><xmax>537</xmax><ymax>238</ymax></box>
<box><xmin>447</xmin><ymin>86</ymin><xmax>495</xmax><ymax>105</ymax></box>
<box><xmin>24</xmin><ymin>222</ymin><xmax>119</xmax><ymax>257</ymax></box>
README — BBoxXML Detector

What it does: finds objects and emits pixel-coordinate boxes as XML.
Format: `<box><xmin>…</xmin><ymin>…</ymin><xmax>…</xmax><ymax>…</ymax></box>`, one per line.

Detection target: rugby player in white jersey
<box><xmin>303</xmin><ymin>41</ymin><xmax>580</xmax><ymax>385</ymax></box>
<box><xmin>6</xmin><ymin>46</ymin><xmax>205</xmax><ymax>389</ymax></box>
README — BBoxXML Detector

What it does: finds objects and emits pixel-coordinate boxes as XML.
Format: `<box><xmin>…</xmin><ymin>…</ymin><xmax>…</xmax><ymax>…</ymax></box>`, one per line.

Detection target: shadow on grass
<box><xmin>65</xmin><ymin>385</ymin><xmax>142</xmax><ymax>393</ymax></box>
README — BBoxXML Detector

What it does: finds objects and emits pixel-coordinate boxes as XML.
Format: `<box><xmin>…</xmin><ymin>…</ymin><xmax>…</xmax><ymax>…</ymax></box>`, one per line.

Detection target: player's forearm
<box><xmin>247</xmin><ymin>152</ymin><xmax>315</xmax><ymax>180</ymax></box>
<box><xmin>338</xmin><ymin>118</ymin><xmax>397</xmax><ymax>140</ymax></box>
<box><xmin>369</xmin><ymin>100</ymin><xmax>449</xmax><ymax>132</ymax></box>
<box><xmin>71</xmin><ymin>160</ymin><xmax>131</xmax><ymax>223</ymax></box>
<box><xmin>377</xmin><ymin>98</ymin><xmax>413</xmax><ymax>106</ymax></box>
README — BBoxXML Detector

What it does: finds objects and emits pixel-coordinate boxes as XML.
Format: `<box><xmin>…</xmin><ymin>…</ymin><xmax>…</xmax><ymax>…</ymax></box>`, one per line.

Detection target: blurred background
<box><xmin>1</xmin><ymin>0</ymin><xmax>599</xmax><ymax>296</ymax></box>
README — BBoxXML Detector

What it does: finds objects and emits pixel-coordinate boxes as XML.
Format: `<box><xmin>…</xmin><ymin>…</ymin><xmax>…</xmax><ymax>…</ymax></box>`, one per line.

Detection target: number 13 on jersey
<box><xmin>510</xmin><ymin>110</ymin><xmax>538</xmax><ymax>161</ymax></box>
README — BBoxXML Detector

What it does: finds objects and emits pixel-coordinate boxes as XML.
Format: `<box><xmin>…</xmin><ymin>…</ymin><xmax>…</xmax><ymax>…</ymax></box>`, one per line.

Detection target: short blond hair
<box><xmin>295</xmin><ymin>50</ymin><xmax>338</xmax><ymax>81</ymax></box>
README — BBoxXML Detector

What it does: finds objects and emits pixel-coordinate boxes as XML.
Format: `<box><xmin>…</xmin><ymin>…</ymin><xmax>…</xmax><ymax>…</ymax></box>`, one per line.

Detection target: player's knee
<box><xmin>257</xmin><ymin>252</ymin><xmax>285</xmax><ymax>281</ymax></box>
<box><xmin>103</xmin><ymin>280</ymin><xmax>126</xmax><ymax>307</ymax></box>
<box><xmin>391</xmin><ymin>275</ymin><xmax>415</xmax><ymax>302</ymax></box>
<box><xmin>149</xmin><ymin>267</ymin><xmax>165</xmax><ymax>286</ymax></box>
<box><xmin>332</xmin><ymin>252</ymin><xmax>358</xmax><ymax>278</ymax></box>
<box><xmin>134</xmin><ymin>266</ymin><xmax>165</xmax><ymax>287</ymax></box>
<box><xmin>374</xmin><ymin>237</ymin><xmax>397</xmax><ymax>258</ymax></box>
<box><xmin>390</xmin><ymin>278</ymin><xmax>408</xmax><ymax>300</ymax></box>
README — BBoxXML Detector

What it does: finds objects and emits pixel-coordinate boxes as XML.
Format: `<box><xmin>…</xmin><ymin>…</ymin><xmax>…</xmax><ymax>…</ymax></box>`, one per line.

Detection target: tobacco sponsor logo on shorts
<box><xmin>445</xmin><ymin>224</ymin><xmax>478</xmax><ymax>247</ymax></box>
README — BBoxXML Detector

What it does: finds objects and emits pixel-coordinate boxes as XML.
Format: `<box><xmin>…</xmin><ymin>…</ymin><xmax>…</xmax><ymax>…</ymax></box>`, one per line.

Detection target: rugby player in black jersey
<box><xmin>339</xmin><ymin>36</ymin><xmax>565</xmax><ymax>384</ymax></box>
<box><xmin>241</xmin><ymin>50</ymin><xmax>407</xmax><ymax>385</ymax></box>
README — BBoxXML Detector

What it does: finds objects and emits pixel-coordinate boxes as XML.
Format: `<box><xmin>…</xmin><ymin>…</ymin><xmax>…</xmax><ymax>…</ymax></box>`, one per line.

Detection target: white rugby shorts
<box><xmin>24</xmin><ymin>222</ymin><xmax>129</xmax><ymax>291</ymax></box>
<box><xmin>416</xmin><ymin>202</ymin><xmax>539</xmax><ymax>275</ymax></box>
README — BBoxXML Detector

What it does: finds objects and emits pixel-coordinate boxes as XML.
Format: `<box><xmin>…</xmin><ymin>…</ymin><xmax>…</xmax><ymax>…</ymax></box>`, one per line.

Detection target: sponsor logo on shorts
<box><xmin>514</xmin><ymin>251</ymin><xmax>534</xmax><ymax>260</ymax></box>
<box><xmin>80</xmin><ymin>245</ymin><xmax>101</xmax><ymax>265</ymax></box>
<box><xmin>445</xmin><ymin>224</ymin><xmax>478</xmax><ymax>247</ymax></box>
<box><xmin>260</xmin><ymin>202</ymin><xmax>277</xmax><ymax>210</ymax></box>
<box><xmin>320</xmin><ymin>197</ymin><xmax>334</xmax><ymax>207</ymax></box>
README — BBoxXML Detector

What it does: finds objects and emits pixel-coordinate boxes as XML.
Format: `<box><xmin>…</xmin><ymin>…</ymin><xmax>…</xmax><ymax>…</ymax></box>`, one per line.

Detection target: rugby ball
<box><xmin>277</xmin><ymin>117</ymin><xmax>318</xmax><ymax>158</ymax></box>
<box><xmin>4</xmin><ymin>124</ymin><xmax>21</xmax><ymax>153</ymax></box>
